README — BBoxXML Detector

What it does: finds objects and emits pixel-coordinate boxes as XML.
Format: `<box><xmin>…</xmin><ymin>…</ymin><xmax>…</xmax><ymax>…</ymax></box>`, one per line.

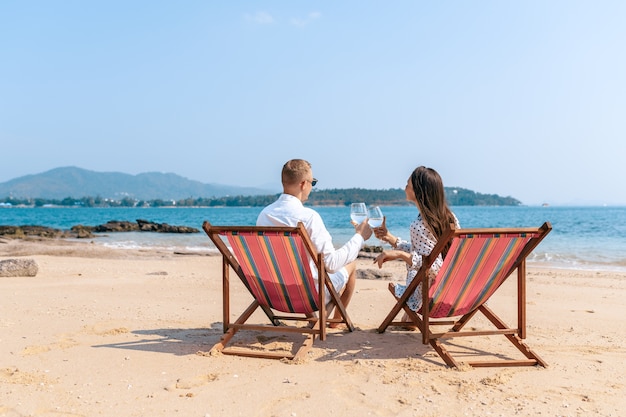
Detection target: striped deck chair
<box><xmin>202</xmin><ymin>221</ymin><xmax>354</xmax><ymax>361</ymax></box>
<box><xmin>378</xmin><ymin>222</ymin><xmax>552</xmax><ymax>368</ymax></box>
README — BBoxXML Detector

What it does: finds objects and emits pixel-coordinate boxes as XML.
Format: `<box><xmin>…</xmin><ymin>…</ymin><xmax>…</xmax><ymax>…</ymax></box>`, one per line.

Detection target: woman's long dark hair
<box><xmin>410</xmin><ymin>166</ymin><xmax>456</xmax><ymax>257</ymax></box>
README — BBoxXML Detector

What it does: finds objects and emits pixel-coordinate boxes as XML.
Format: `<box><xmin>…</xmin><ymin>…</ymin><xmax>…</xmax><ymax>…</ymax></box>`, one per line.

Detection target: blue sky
<box><xmin>1</xmin><ymin>1</ymin><xmax>625</xmax><ymax>205</ymax></box>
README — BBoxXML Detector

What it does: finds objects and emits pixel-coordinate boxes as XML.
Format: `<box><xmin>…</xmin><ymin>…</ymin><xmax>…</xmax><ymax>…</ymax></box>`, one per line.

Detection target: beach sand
<box><xmin>1</xmin><ymin>238</ymin><xmax>625</xmax><ymax>417</ymax></box>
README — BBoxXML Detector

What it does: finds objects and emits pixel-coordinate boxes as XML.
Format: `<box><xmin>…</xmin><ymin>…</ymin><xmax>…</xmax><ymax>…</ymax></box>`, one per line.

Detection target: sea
<box><xmin>1</xmin><ymin>205</ymin><xmax>625</xmax><ymax>272</ymax></box>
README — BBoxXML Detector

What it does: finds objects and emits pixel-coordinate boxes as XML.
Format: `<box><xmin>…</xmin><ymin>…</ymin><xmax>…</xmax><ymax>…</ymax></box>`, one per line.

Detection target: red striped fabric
<box><xmin>428</xmin><ymin>233</ymin><xmax>537</xmax><ymax>318</ymax></box>
<box><xmin>224</xmin><ymin>231</ymin><xmax>319</xmax><ymax>314</ymax></box>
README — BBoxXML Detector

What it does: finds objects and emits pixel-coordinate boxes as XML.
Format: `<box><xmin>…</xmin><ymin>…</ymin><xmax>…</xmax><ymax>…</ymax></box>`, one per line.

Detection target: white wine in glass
<box><xmin>368</xmin><ymin>206</ymin><xmax>384</xmax><ymax>228</ymax></box>
<box><xmin>350</xmin><ymin>203</ymin><xmax>367</xmax><ymax>225</ymax></box>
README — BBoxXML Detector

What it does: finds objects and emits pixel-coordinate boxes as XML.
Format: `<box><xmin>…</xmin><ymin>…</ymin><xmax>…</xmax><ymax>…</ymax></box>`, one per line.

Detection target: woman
<box><xmin>373</xmin><ymin>166</ymin><xmax>460</xmax><ymax>312</ymax></box>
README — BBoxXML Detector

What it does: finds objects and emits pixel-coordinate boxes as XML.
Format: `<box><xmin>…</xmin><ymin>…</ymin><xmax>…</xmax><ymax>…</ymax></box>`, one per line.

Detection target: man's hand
<box><xmin>354</xmin><ymin>219</ymin><xmax>373</xmax><ymax>240</ymax></box>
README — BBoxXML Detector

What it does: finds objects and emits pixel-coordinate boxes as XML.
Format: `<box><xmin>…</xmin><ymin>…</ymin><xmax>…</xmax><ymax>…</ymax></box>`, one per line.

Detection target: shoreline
<box><xmin>3</xmin><ymin>205</ymin><xmax>626</xmax><ymax>272</ymax></box>
<box><xmin>1</xmin><ymin>238</ymin><xmax>625</xmax><ymax>416</ymax></box>
<box><xmin>3</xmin><ymin>235</ymin><xmax>626</xmax><ymax>274</ymax></box>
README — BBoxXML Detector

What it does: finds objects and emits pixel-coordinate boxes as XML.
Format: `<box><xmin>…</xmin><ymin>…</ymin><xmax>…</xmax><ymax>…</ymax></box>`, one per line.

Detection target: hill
<box><xmin>307</xmin><ymin>188</ymin><xmax>521</xmax><ymax>206</ymax></box>
<box><xmin>0</xmin><ymin>167</ymin><xmax>275</xmax><ymax>200</ymax></box>
<box><xmin>0</xmin><ymin>167</ymin><xmax>521</xmax><ymax>206</ymax></box>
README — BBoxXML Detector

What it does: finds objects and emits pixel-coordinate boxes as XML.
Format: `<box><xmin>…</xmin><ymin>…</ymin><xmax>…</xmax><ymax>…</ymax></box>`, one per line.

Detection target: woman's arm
<box><xmin>373</xmin><ymin>216</ymin><xmax>405</xmax><ymax>248</ymax></box>
<box><xmin>373</xmin><ymin>249</ymin><xmax>412</xmax><ymax>268</ymax></box>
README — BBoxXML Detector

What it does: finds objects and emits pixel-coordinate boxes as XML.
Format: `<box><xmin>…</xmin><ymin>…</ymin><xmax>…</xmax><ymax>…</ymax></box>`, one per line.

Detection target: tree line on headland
<box><xmin>0</xmin><ymin>187</ymin><xmax>521</xmax><ymax>207</ymax></box>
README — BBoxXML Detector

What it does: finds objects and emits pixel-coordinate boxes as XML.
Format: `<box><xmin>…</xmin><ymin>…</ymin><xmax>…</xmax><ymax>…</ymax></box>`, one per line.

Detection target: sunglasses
<box><xmin>307</xmin><ymin>178</ymin><xmax>318</xmax><ymax>187</ymax></box>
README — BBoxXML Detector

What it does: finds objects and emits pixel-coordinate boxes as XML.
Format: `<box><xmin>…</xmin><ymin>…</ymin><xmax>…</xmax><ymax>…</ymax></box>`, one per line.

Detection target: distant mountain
<box><xmin>0</xmin><ymin>167</ymin><xmax>275</xmax><ymax>200</ymax></box>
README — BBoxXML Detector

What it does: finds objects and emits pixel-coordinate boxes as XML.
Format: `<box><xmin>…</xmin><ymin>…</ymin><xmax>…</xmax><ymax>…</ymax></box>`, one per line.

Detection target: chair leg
<box><xmin>210</xmin><ymin>300</ymin><xmax>259</xmax><ymax>354</ymax></box>
<box><xmin>378</xmin><ymin>283</ymin><xmax>409</xmax><ymax>332</ymax></box>
<box><xmin>292</xmin><ymin>334</ymin><xmax>315</xmax><ymax>362</ymax></box>
<box><xmin>401</xmin><ymin>306</ymin><xmax>422</xmax><ymax>330</ymax></box>
<box><xmin>378</xmin><ymin>284</ymin><xmax>423</xmax><ymax>330</ymax></box>
<box><xmin>480</xmin><ymin>305</ymin><xmax>548</xmax><ymax>367</ymax></box>
<box><xmin>451</xmin><ymin>309</ymin><xmax>480</xmax><ymax>332</ymax></box>
<box><xmin>430</xmin><ymin>340</ymin><xmax>460</xmax><ymax>368</ymax></box>
<box><xmin>391</xmin><ymin>283</ymin><xmax>419</xmax><ymax>328</ymax></box>
<box><xmin>325</xmin><ymin>278</ymin><xmax>355</xmax><ymax>332</ymax></box>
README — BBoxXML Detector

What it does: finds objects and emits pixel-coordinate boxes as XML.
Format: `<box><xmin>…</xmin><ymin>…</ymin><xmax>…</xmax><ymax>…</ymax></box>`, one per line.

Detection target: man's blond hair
<box><xmin>281</xmin><ymin>159</ymin><xmax>311</xmax><ymax>186</ymax></box>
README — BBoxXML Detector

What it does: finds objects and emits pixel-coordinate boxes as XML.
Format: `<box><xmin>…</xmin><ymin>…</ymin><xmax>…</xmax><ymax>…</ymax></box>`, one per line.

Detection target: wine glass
<box><xmin>368</xmin><ymin>206</ymin><xmax>384</xmax><ymax>247</ymax></box>
<box><xmin>367</xmin><ymin>206</ymin><xmax>384</xmax><ymax>228</ymax></box>
<box><xmin>350</xmin><ymin>203</ymin><xmax>367</xmax><ymax>225</ymax></box>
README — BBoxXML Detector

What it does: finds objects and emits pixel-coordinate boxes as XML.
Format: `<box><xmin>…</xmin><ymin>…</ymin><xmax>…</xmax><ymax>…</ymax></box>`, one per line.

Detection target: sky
<box><xmin>1</xmin><ymin>1</ymin><xmax>625</xmax><ymax>206</ymax></box>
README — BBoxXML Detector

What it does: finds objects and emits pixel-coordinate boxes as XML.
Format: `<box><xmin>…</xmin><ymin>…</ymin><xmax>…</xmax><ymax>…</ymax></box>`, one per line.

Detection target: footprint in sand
<box><xmin>21</xmin><ymin>345</ymin><xmax>52</xmax><ymax>356</ymax></box>
<box><xmin>21</xmin><ymin>334</ymin><xmax>80</xmax><ymax>356</ymax></box>
<box><xmin>165</xmin><ymin>373</ymin><xmax>219</xmax><ymax>391</ymax></box>
<box><xmin>480</xmin><ymin>370</ymin><xmax>513</xmax><ymax>386</ymax></box>
<box><xmin>0</xmin><ymin>367</ymin><xmax>57</xmax><ymax>386</ymax></box>
<box><xmin>82</xmin><ymin>325</ymin><xmax>130</xmax><ymax>336</ymax></box>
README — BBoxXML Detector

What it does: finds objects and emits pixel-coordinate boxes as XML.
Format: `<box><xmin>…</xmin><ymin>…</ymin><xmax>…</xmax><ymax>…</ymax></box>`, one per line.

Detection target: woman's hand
<box><xmin>373</xmin><ymin>216</ymin><xmax>394</xmax><ymax>245</ymax></box>
<box><xmin>374</xmin><ymin>249</ymin><xmax>411</xmax><ymax>268</ymax></box>
<box><xmin>373</xmin><ymin>250</ymin><xmax>397</xmax><ymax>268</ymax></box>
<box><xmin>373</xmin><ymin>252</ymin><xmax>386</xmax><ymax>268</ymax></box>
<box><xmin>372</xmin><ymin>216</ymin><xmax>387</xmax><ymax>238</ymax></box>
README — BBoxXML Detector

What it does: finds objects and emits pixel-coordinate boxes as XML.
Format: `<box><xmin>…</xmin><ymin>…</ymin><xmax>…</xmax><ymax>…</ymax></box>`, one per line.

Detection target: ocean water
<box><xmin>1</xmin><ymin>205</ymin><xmax>625</xmax><ymax>272</ymax></box>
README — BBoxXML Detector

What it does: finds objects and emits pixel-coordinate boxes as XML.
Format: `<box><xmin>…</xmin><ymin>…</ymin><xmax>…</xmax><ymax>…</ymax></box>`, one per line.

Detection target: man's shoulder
<box><xmin>298</xmin><ymin>204</ymin><xmax>321</xmax><ymax>218</ymax></box>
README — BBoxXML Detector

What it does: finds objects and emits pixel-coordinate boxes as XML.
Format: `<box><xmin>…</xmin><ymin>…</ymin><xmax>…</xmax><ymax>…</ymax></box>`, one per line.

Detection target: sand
<box><xmin>1</xmin><ymin>238</ymin><xmax>625</xmax><ymax>417</ymax></box>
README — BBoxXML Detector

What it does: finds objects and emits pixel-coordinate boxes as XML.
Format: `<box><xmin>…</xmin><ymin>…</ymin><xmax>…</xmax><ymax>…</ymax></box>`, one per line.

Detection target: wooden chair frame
<box><xmin>203</xmin><ymin>221</ymin><xmax>354</xmax><ymax>361</ymax></box>
<box><xmin>378</xmin><ymin>222</ymin><xmax>552</xmax><ymax>368</ymax></box>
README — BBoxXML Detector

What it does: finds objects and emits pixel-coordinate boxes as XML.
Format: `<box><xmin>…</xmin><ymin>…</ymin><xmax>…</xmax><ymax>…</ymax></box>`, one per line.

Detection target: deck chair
<box><xmin>378</xmin><ymin>222</ymin><xmax>552</xmax><ymax>368</ymax></box>
<box><xmin>202</xmin><ymin>221</ymin><xmax>355</xmax><ymax>361</ymax></box>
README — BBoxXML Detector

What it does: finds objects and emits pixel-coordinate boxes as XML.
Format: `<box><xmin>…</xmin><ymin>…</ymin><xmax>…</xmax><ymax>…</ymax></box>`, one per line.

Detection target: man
<box><xmin>257</xmin><ymin>159</ymin><xmax>372</xmax><ymax>325</ymax></box>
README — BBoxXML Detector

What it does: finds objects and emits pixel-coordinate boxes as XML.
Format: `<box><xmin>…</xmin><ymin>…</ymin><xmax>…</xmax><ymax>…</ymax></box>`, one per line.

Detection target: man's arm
<box><xmin>307</xmin><ymin>214</ymin><xmax>370</xmax><ymax>273</ymax></box>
